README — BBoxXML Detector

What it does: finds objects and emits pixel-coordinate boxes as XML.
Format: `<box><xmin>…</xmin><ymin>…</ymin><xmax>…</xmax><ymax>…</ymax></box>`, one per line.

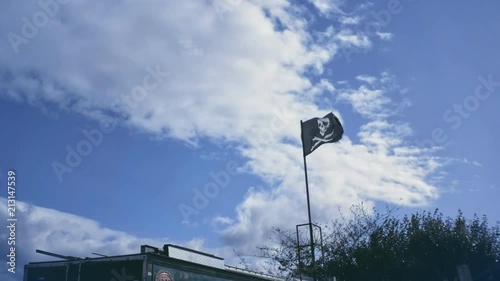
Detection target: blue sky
<box><xmin>1</xmin><ymin>0</ymin><xmax>499</xmax><ymax>280</ymax></box>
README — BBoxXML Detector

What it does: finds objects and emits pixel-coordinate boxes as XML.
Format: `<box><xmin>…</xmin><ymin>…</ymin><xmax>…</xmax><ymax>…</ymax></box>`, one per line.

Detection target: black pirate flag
<box><xmin>301</xmin><ymin>112</ymin><xmax>343</xmax><ymax>157</ymax></box>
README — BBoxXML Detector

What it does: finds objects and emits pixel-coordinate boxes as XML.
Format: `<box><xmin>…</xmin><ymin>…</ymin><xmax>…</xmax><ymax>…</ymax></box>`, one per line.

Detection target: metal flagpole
<box><xmin>301</xmin><ymin>120</ymin><xmax>316</xmax><ymax>281</ymax></box>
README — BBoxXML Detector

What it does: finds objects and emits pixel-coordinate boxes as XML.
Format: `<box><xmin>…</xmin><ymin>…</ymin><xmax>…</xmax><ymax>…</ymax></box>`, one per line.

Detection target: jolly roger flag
<box><xmin>301</xmin><ymin>112</ymin><xmax>344</xmax><ymax>157</ymax></box>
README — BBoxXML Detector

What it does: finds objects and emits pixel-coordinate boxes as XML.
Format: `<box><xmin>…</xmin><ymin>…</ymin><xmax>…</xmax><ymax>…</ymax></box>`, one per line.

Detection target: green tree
<box><xmin>259</xmin><ymin>205</ymin><xmax>500</xmax><ymax>281</ymax></box>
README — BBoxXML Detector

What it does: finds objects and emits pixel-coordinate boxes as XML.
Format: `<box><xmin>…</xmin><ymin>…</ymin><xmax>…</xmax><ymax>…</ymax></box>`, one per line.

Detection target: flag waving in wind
<box><xmin>301</xmin><ymin>112</ymin><xmax>344</xmax><ymax>157</ymax></box>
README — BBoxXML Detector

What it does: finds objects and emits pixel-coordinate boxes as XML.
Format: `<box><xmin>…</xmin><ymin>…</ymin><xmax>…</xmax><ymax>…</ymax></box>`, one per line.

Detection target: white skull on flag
<box><xmin>317</xmin><ymin>117</ymin><xmax>330</xmax><ymax>136</ymax></box>
<box><xmin>311</xmin><ymin>116</ymin><xmax>335</xmax><ymax>151</ymax></box>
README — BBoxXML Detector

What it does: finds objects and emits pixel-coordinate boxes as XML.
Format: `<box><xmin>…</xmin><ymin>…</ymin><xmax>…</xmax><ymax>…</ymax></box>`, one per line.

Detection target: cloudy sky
<box><xmin>1</xmin><ymin>0</ymin><xmax>499</xmax><ymax>280</ymax></box>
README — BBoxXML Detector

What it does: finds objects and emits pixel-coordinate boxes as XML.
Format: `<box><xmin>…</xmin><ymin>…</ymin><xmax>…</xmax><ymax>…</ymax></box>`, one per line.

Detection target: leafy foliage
<box><xmin>258</xmin><ymin>206</ymin><xmax>500</xmax><ymax>281</ymax></box>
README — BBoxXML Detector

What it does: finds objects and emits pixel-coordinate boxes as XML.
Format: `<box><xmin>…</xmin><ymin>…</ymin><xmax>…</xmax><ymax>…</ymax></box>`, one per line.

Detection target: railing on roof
<box><xmin>163</xmin><ymin>244</ymin><xmax>225</xmax><ymax>269</ymax></box>
<box><xmin>225</xmin><ymin>264</ymin><xmax>285</xmax><ymax>280</ymax></box>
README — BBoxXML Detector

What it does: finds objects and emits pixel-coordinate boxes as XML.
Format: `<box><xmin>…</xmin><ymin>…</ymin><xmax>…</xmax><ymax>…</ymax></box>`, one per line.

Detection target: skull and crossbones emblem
<box><xmin>311</xmin><ymin>117</ymin><xmax>334</xmax><ymax>151</ymax></box>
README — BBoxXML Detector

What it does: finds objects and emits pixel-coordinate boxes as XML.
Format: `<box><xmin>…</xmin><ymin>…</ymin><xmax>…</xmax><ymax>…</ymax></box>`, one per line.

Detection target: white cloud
<box><xmin>212</xmin><ymin>216</ymin><xmax>234</xmax><ymax>226</ymax></box>
<box><xmin>340</xmin><ymin>15</ymin><xmax>362</xmax><ymax>25</ymax></box>
<box><xmin>356</xmin><ymin>75</ymin><xmax>377</xmax><ymax>85</ymax></box>
<box><xmin>338</xmin><ymin>86</ymin><xmax>390</xmax><ymax>119</ymax></box>
<box><xmin>0</xmin><ymin>199</ymin><xmax>167</xmax><ymax>260</ymax></box>
<box><xmin>308</xmin><ymin>0</ymin><xmax>346</xmax><ymax>15</ymax></box>
<box><xmin>0</xmin><ymin>198</ymin><xmax>167</xmax><ymax>281</ymax></box>
<box><xmin>334</xmin><ymin>28</ymin><xmax>372</xmax><ymax>49</ymax></box>
<box><xmin>464</xmin><ymin>158</ymin><xmax>483</xmax><ymax>167</ymax></box>
<box><xmin>0</xmin><ymin>198</ymin><xmax>248</xmax><ymax>281</ymax></box>
<box><xmin>376</xmin><ymin>31</ymin><xmax>394</xmax><ymax>41</ymax></box>
<box><xmin>0</xmin><ymin>0</ymin><xmax>447</xmax><ymax>272</ymax></box>
<box><xmin>472</xmin><ymin>161</ymin><xmax>482</xmax><ymax>167</ymax></box>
